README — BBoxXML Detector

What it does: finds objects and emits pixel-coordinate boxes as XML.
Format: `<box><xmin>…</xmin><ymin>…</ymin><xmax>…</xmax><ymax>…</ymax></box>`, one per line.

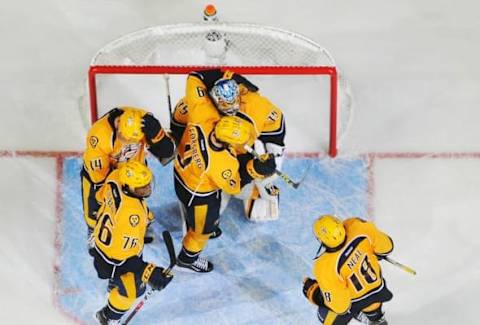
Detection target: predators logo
<box><xmin>129</xmin><ymin>215</ymin><xmax>140</xmax><ymax>227</ymax></box>
<box><xmin>113</xmin><ymin>143</ymin><xmax>141</xmax><ymax>163</ymax></box>
<box><xmin>89</xmin><ymin>136</ymin><xmax>99</xmax><ymax>148</ymax></box>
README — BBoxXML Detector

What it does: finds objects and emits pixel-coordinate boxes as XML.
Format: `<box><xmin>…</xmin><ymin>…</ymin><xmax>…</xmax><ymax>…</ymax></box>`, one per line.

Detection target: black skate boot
<box><xmin>354</xmin><ymin>310</ymin><xmax>388</xmax><ymax>325</ymax></box>
<box><xmin>210</xmin><ymin>226</ymin><xmax>222</xmax><ymax>239</ymax></box>
<box><xmin>95</xmin><ymin>306</ymin><xmax>120</xmax><ymax>325</ymax></box>
<box><xmin>177</xmin><ymin>256</ymin><xmax>214</xmax><ymax>273</ymax></box>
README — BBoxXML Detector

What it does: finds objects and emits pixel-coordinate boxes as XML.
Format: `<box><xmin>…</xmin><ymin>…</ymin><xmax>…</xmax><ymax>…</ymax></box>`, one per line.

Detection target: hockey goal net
<box><xmin>86</xmin><ymin>22</ymin><xmax>352</xmax><ymax>157</ymax></box>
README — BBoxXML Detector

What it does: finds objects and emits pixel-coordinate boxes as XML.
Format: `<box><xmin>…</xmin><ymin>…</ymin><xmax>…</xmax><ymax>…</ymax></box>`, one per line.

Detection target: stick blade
<box><xmin>162</xmin><ymin>231</ymin><xmax>176</xmax><ymax>269</ymax></box>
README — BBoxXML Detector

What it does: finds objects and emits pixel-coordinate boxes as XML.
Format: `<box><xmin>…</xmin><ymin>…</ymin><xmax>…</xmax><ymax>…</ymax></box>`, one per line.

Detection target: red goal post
<box><xmin>86</xmin><ymin>23</ymin><xmax>350</xmax><ymax>157</ymax></box>
<box><xmin>88</xmin><ymin>65</ymin><xmax>338</xmax><ymax>156</ymax></box>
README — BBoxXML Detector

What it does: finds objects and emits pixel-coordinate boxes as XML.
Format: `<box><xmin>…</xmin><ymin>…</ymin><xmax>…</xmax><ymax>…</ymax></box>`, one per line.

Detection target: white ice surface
<box><xmin>1</xmin><ymin>0</ymin><xmax>479</xmax><ymax>324</ymax></box>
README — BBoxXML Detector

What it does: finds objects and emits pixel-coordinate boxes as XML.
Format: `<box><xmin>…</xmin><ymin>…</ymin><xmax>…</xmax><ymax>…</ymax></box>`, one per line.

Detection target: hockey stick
<box><xmin>244</xmin><ymin>145</ymin><xmax>305</xmax><ymax>189</ymax></box>
<box><xmin>121</xmin><ymin>231</ymin><xmax>176</xmax><ymax>325</ymax></box>
<box><xmin>159</xmin><ymin>74</ymin><xmax>176</xmax><ymax>166</ymax></box>
<box><xmin>384</xmin><ymin>256</ymin><xmax>416</xmax><ymax>275</ymax></box>
<box><xmin>162</xmin><ymin>230</ymin><xmax>177</xmax><ymax>271</ymax></box>
<box><xmin>164</xmin><ymin>74</ymin><xmax>173</xmax><ymax>121</ymax></box>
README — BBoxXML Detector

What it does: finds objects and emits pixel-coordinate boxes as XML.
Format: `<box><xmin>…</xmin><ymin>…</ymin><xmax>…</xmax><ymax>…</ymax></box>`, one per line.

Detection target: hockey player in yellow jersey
<box><xmin>302</xmin><ymin>215</ymin><xmax>394</xmax><ymax>325</ymax></box>
<box><xmin>174</xmin><ymin>115</ymin><xmax>276</xmax><ymax>272</ymax></box>
<box><xmin>91</xmin><ymin>161</ymin><xmax>173</xmax><ymax>324</ymax></box>
<box><xmin>82</xmin><ymin>106</ymin><xmax>175</xmax><ymax>234</ymax></box>
<box><xmin>171</xmin><ymin>69</ymin><xmax>286</xmax><ymax>226</ymax></box>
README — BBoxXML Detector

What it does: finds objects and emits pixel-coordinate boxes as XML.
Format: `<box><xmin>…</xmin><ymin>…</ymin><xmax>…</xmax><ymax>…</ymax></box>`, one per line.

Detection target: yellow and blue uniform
<box><xmin>309</xmin><ymin>218</ymin><xmax>394</xmax><ymax>325</ymax></box>
<box><xmin>170</xmin><ymin>69</ymin><xmax>285</xmax><ymax>152</ymax></box>
<box><xmin>174</xmin><ymin>121</ymin><xmax>246</xmax><ymax>256</ymax></box>
<box><xmin>91</xmin><ymin>169</ymin><xmax>154</xmax><ymax>319</ymax></box>
<box><xmin>82</xmin><ymin>107</ymin><xmax>173</xmax><ymax>230</ymax></box>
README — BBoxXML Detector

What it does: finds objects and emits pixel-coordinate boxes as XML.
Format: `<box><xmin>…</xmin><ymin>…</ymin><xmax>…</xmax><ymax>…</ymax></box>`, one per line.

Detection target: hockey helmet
<box><xmin>210</xmin><ymin>78</ymin><xmax>240</xmax><ymax>115</ymax></box>
<box><xmin>118</xmin><ymin>107</ymin><xmax>144</xmax><ymax>142</ymax></box>
<box><xmin>118</xmin><ymin>161</ymin><xmax>152</xmax><ymax>190</ymax></box>
<box><xmin>313</xmin><ymin>215</ymin><xmax>346</xmax><ymax>249</ymax></box>
<box><xmin>214</xmin><ymin>116</ymin><xmax>252</xmax><ymax>146</ymax></box>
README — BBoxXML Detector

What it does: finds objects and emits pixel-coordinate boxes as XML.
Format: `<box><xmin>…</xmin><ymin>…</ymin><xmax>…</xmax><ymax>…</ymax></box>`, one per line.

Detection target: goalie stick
<box><xmin>244</xmin><ymin>145</ymin><xmax>307</xmax><ymax>189</ymax></box>
<box><xmin>121</xmin><ymin>231</ymin><xmax>176</xmax><ymax>325</ymax></box>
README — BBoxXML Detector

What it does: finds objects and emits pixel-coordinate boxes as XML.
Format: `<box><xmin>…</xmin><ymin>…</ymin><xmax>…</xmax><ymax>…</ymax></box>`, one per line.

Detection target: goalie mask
<box><xmin>210</xmin><ymin>79</ymin><xmax>240</xmax><ymax>115</ymax></box>
<box><xmin>118</xmin><ymin>160</ymin><xmax>153</xmax><ymax>198</ymax></box>
<box><xmin>313</xmin><ymin>215</ymin><xmax>346</xmax><ymax>249</ymax></box>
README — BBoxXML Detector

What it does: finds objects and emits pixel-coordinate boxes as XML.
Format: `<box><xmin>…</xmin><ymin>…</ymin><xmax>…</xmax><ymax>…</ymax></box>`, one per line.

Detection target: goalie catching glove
<box><xmin>302</xmin><ymin>277</ymin><xmax>324</xmax><ymax>306</ymax></box>
<box><xmin>141</xmin><ymin>263</ymin><xmax>173</xmax><ymax>290</ymax></box>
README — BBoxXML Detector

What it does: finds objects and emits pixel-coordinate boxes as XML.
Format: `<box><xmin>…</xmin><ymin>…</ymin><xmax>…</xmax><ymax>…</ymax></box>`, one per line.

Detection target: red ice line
<box><xmin>2</xmin><ymin>149</ymin><xmax>480</xmax><ymax>324</ymax></box>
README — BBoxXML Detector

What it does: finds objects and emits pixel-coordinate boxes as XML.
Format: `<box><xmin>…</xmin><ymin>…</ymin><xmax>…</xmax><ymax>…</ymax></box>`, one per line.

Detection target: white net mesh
<box><xmin>82</xmin><ymin>22</ymin><xmax>353</xmax><ymax>155</ymax></box>
<box><xmin>91</xmin><ymin>23</ymin><xmax>336</xmax><ymax>66</ymax></box>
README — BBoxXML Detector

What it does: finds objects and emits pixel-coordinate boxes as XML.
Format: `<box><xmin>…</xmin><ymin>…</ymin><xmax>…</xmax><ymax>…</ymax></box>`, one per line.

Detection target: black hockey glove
<box><xmin>302</xmin><ymin>277</ymin><xmax>324</xmax><ymax>306</ymax></box>
<box><xmin>149</xmin><ymin>267</ymin><xmax>173</xmax><ymax>290</ymax></box>
<box><xmin>376</xmin><ymin>254</ymin><xmax>387</xmax><ymax>261</ymax></box>
<box><xmin>142</xmin><ymin>113</ymin><xmax>162</xmax><ymax>144</ymax></box>
<box><xmin>246</xmin><ymin>153</ymin><xmax>276</xmax><ymax>179</ymax></box>
<box><xmin>142</xmin><ymin>263</ymin><xmax>173</xmax><ymax>290</ymax></box>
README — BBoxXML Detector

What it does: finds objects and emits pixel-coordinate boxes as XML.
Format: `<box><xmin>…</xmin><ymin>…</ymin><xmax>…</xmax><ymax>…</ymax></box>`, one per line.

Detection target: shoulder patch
<box><xmin>267</xmin><ymin>110</ymin><xmax>279</xmax><ymax>122</ymax></box>
<box><xmin>89</xmin><ymin>136</ymin><xmax>99</xmax><ymax>148</ymax></box>
<box><xmin>178</xmin><ymin>102</ymin><xmax>188</xmax><ymax>115</ymax></box>
<box><xmin>222</xmin><ymin>169</ymin><xmax>232</xmax><ymax>179</ymax></box>
<box><xmin>129</xmin><ymin>215</ymin><xmax>140</xmax><ymax>227</ymax></box>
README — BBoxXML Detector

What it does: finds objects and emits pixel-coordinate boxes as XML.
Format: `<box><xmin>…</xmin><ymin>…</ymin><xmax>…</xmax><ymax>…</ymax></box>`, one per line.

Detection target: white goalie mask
<box><xmin>209</xmin><ymin>79</ymin><xmax>240</xmax><ymax>115</ymax></box>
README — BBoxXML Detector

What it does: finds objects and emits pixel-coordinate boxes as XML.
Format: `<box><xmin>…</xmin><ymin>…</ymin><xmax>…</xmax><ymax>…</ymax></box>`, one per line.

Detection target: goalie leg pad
<box><xmin>255</xmin><ymin>179</ymin><xmax>280</xmax><ymax>203</ymax></box>
<box><xmin>244</xmin><ymin>186</ymin><xmax>279</xmax><ymax>222</ymax></box>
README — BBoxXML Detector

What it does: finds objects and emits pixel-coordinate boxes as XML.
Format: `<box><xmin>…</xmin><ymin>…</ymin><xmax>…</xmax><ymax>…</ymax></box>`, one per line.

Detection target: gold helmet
<box><xmin>118</xmin><ymin>161</ymin><xmax>152</xmax><ymax>190</ymax></box>
<box><xmin>313</xmin><ymin>215</ymin><xmax>346</xmax><ymax>249</ymax></box>
<box><xmin>118</xmin><ymin>107</ymin><xmax>145</xmax><ymax>141</ymax></box>
<box><xmin>214</xmin><ymin>116</ymin><xmax>253</xmax><ymax>146</ymax></box>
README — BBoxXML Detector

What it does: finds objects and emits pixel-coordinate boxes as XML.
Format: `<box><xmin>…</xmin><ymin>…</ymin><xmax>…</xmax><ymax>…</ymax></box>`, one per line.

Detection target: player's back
<box><xmin>238</xmin><ymin>90</ymin><xmax>285</xmax><ymax>144</ymax></box>
<box><xmin>94</xmin><ymin>170</ymin><xmax>149</xmax><ymax>262</ymax></box>
<box><xmin>339</xmin><ymin>219</ymin><xmax>388</xmax><ymax>299</ymax></box>
<box><xmin>313</xmin><ymin>218</ymin><xmax>393</xmax><ymax>313</ymax></box>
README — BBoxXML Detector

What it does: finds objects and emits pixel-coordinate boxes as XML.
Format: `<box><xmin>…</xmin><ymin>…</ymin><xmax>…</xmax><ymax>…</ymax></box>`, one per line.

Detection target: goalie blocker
<box><xmin>221</xmin><ymin>140</ymin><xmax>284</xmax><ymax>222</ymax></box>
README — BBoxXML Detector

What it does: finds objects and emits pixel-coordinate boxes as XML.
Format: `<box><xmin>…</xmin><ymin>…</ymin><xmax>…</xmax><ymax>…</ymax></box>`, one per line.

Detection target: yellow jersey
<box><xmin>174</xmin><ymin>122</ymin><xmax>242</xmax><ymax>196</ymax></box>
<box><xmin>312</xmin><ymin>218</ymin><xmax>394</xmax><ymax>314</ymax></box>
<box><xmin>83</xmin><ymin>108</ymin><xmax>148</xmax><ymax>184</ymax></box>
<box><xmin>171</xmin><ymin>70</ymin><xmax>285</xmax><ymax>151</ymax></box>
<box><xmin>93</xmin><ymin>169</ymin><xmax>153</xmax><ymax>263</ymax></box>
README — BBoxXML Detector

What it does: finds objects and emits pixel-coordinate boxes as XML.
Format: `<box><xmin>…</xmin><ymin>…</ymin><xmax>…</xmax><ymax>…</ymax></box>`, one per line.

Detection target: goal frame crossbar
<box><xmin>88</xmin><ymin>65</ymin><xmax>338</xmax><ymax>157</ymax></box>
